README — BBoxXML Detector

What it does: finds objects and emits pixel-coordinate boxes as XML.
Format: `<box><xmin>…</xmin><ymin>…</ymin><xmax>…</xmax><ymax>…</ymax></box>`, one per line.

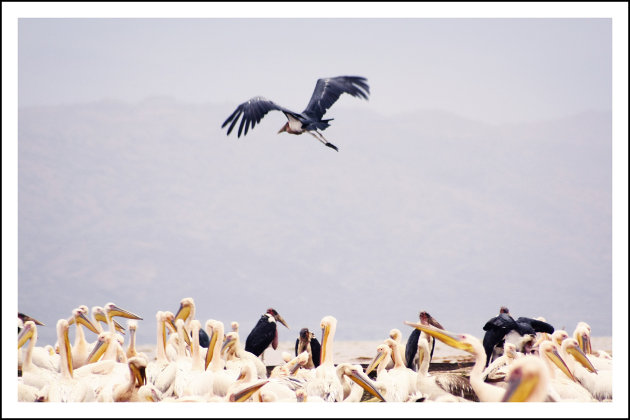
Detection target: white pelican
<box><xmin>387</xmin><ymin>328</ymin><xmax>404</xmax><ymax>369</ymax></box>
<box><xmin>336</xmin><ymin>363</ymin><xmax>386</xmax><ymax>402</ymax></box>
<box><xmin>171</xmin><ymin>319</ymin><xmax>194</xmax><ymax>398</ymax></box>
<box><xmin>181</xmin><ymin>319</ymin><xmax>215</xmax><ymax>399</ymax></box>
<box><xmin>572</xmin><ymin>322</ymin><xmax>612</xmax><ymax>370</ymax></box>
<box><xmin>365</xmin><ymin>339</ymin><xmax>420</xmax><ymax>402</ymax></box>
<box><xmin>231</xmin><ymin>321</ymin><xmax>239</xmax><ymax>332</ymax></box>
<box><xmin>126</xmin><ymin>319</ymin><xmax>144</xmax><ymax>360</ymax></box>
<box><xmin>104</xmin><ymin>302</ymin><xmax>143</xmax><ymax>334</ymax></box>
<box><xmin>537</xmin><ymin>340</ymin><xmax>596</xmax><ymax>401</ymax></box>
<box><xmin>206</xmin><ymin>319</ymin><xmax>239</xmax><ymax>398</ymax></box>
<box><xmin>146</xmin><ymin>311</ymin><xmax>177</xmax><ymax>397</ymax></box>
<box><xmin>222</xmin><ymin>331</ymin><xmax>268</xmax><ymax>379</ymax></box>
<box><xmin>305</xmin><ymin>315</ymin><xmax>344</xmax><ymax>402</ymax></box>
<box><xmin>95</xmin><ymin>356</ymin><xmax>148</xmax><ymax>402</ymax></box>
<box><xmin>91</xmin><ymin>305</ymin><xmax>126</xmax><ymax>334</ymax></box>
<box><xmin>415</xmin><ymin>337</ymin><xmax>470</xmax><ymax>402</ymax></box>
<box><xmin>561</xmin><ymin>338</ymin><xmax>611</xmax><ymax>401</ymax></box>
<box><xmin>68</xmin><ymin>306</ymin><xmax>100</xmax><ymax>369</ymax></box>
<box><xmin>43</xmin><ymin>319</ymin><xmax>98</xmax><ymax>402</ymax></box>
<box><xmin>501</xmin><ymin>355</ymin><xmax>552</xmax><ymax>402</ymax></box>
<box><xmin>482</xmin><ymin>342</ymin><xmax>519</xmax><ymax>382</ymax></box>
<box><xmin>18</xmin><ymin>321</ymin><xmax>61</xmax><ymax>391</ymax></box>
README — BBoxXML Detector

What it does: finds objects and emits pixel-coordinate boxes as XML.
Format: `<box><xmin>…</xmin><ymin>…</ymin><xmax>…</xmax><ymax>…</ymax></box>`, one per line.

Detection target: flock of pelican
<box><xmin>17</xmin><ymin>299</ymin><xmax>613</xmax><ymax>403</ymax></box>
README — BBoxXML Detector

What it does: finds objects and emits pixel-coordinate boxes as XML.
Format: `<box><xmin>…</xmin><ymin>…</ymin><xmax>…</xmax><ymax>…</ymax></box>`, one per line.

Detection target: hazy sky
<box><xmin>17</xmin><ymin>17</ymin><xmax>612</xmax><ymax>124</ymax></box>
<box><xmin>4</xmin><ymin>3</ymin><xmax>628</xmax><ymax>417</ymax></box>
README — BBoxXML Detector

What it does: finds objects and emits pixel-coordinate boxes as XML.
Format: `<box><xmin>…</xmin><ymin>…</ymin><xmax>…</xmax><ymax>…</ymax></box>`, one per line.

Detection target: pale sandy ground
<box><xmin>137</xmin><ymin>336</ymin><xmax>611</xmax><ymax>366</ymax></box>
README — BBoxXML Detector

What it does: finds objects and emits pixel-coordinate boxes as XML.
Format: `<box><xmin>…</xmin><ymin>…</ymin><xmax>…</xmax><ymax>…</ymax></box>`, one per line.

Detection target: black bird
<box><xmin>245</xmin><ymin>308</ymin><xmax>290</xmax><ymax>358</ymax></box>
<box><xmin>295</xmin><ymin>328</ymin><xmax>321</xmax><ymax>369</ymax></box>
<box><xmin>221</xmin><ymin>75</ymin><xmax>370</xmax><ymax>152</ymax></box>
<box><xmin>482</xmin><ymin>306</ymin><xmax>554</xmax><ymax>366</ymax></box>
<box><xmin>405</xmin><ymin>311</ymin><xmax>445</xmax><ymax>371</ymax></box>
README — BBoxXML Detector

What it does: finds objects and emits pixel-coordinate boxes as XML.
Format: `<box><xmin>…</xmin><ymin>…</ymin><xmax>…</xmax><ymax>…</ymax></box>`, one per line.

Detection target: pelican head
<box><xmin>337</xmin><ymin>363</ymin><xmax>386</xmax><ymax>402</ymax></box>
<box><xmin>174</xmin><ymin>297</ymin><xmax>195</xmax><ymax>323</ymax></box>
<box><xmin>501</xmin><ymin>356</ymin><xmax>550</xmax><ymax>402</ymax></box>
<box><xmin>221</xmin><ymin>331</ymin><xmax>238</xmax><ymax>356</ymax></box>
<box><xmin>128</xmin><ymin>356</ymin><xmax>148</xmax><ymax>387</ymax></box>
<box><xmin>104</xmin><ymin>302</ymin><xmax>143</xmax><ymax>321</ymax></box>
<box><xmin>69</xmin><ymin>307</ymin><xmax>100</xmax><ymax>334</ymax></box>
<box><xmin>18</xmin><ymin>320</ymin><xmax>36</xmax><ymax>349</ymax></box>
<box><xmin>539</xmin><ymin>341</ymin><xmax>576</xmax><ymax>382</ymax></box>
<box><xmin>562</xmin><ymin>338</ymin><xmax>597</xmax><ymax>374</ymax></box>
<box><xmin>551</xmin><ymin>330</ymin><xmax>569</xmax><ymax>347</ymax></box>
<box><xmin>365</xmin><ymin>343</ymin><xmax>391</xmax><ymax>375</ymax></box>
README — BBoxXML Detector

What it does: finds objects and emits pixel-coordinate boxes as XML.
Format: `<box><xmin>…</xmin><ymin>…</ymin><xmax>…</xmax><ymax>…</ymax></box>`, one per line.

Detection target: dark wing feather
<box><xmin>221</xmin><ymin>96</ymin><xmax>298</xmax><ymax>138</ymax></box>
<box><xmin>198</xmin><ymin>328</ymin><xmax>210</xmax><ymax>348</ymax></box>
<box><xmin>515</xmin><ymin>317</ymin><xmax>555</xmax><ymax>334</ymax></box>
<box><xmin>310</xmin><ymin>337</ymin><xmax>322</xmax><ymax>367</ymax></box>
<box><xmin>405</xmin><ymin>329</ymin><xmax>421</xmax><ymax>370</ymax></box>
<box><xmin>302</xmin><ymin>76</ymin><xmax>370</xmax><ymax>120</ymax></box>
<box><xmin>244</xmin><ymin>316</ymin><xmax>277</xmax><ymax>356</ymax></box>
<box><xmin>295</xmin><ymin>338</ymin><xmax>300</xmax><ymax>357</ymax></box>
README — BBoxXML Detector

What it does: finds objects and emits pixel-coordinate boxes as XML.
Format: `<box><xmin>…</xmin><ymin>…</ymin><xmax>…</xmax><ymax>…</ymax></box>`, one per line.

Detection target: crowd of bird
<box><xmin>17</xmin><ymin>298</ymin><xmax>612</xmax><ymax>403</ymax></box>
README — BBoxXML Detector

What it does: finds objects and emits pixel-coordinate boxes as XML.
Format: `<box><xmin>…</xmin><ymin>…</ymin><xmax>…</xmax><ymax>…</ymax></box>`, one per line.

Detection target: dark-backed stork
<box><xmin>221</xmin><ymin>75</ymin><xmax>370</xmax><ymax>152</ymax></box>
<box><xmin>295</xmin><ymin>328</ymin><xmax>321</xmax><ymax>369</ymax></box>
<box><xmin>482</xmin><ymin>306</ymin><xmax>554</xmax><ymax>366</ymax></box>
<box><xmin>404</xmin><ymin>311</ymin><xmax>444</xmax><ymax>371</ymax></box>
<box><xmin>244</xmin><ymin>308</ymin><xmax>289</xmax><ymax>359</ymax></box>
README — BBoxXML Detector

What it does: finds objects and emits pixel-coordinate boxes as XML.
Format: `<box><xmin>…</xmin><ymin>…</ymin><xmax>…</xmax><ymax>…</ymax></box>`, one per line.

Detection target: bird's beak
<box><xmin>174</xmin><ymin>303</ymin><xmax>191</xmax><ymax>323</ymax></box>
<box><xmin>87</xmin><ymin>338</ymin><xmax>108</xmax><ymax>364</ymax></box>
<box><xmin>278</xmin><ymin>124</ymin><xmax>287</xmax><ymax>134</ymax></box>
<box><xmin>576</xmin><ymin>331</ymin><xmax>592</xmax><ymax>355</ymax></box>
<box><xmin>276</xmin><ymin>314</ymin><xmax>289</xmax><ymax>329</ymax></box>
<box><xmin>566</xmin><ymin>345</ymin><xmax>597</xmax><ymax>374</ymax></box>
<box><xmin>546</xmin><ymin>346</ymin><xmax>576</xmax><ymax>382</ymax></box>
<box><xmin>221</xmin><ymin>335</ymin><xmax>234</xmax><ymax>355</ymax></box>
<box><xmin>347</xmin><ymin>367</ymin><xmax>386</xmax><ymax>402</ymax></box>
<box><xmin>76</xmin><ymin>311</ymin><xmax>100</xmax><ymax>334</ymax></box>
<box><xmin>501</xmin><ymin>368</ymin><xmax>540</xmax><ymax>402</ymax></box>
<box><xmin>320</xmin><ymin>323</ymin><xmax>331</xmax><ymax>365</ymax></box>
<box><xmin>205</xmin><ymin>329</ymin><xmax>218</xmax><ymax>370</ymax></box>
<box><xmin>365</xmin><ymin>349</ymin><xmax>386</xmax><ymax>375</ymax></box>
<box><xmin>405</xmin><ymin>321</ymin><xmax>475</xmax><ymax>354</ymax></box>
<box><xmin>63</xmin><ymin>325</ymin><xmax>73</xmax><ymax>376</ymax></box>
<box><xmin>106</xmin><ymin>304</ymin><xmax>143</xmax><ymax>321</ymax></box>
<box><xmin>130</xmin><ymin>362</ymin><xmax>147</xmax><ymax>386</ymax></box>
<box><xmin>18</xmin><ymin>323</ymin><xmax>34</xmax><ymax>349</ymax></box>
<box><xmin>94</xmin><ymin>311</ymin><xmax>127</xmax><ymax>335</ymax></box>
<box><xmin>229</xmin><ymin>380</ymin><xmax>269</xmax><ymax>402</ymax></box>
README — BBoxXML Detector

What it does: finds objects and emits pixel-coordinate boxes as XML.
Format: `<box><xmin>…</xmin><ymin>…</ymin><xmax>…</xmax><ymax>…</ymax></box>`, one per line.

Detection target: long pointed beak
<box><xmin>229</xmin><ymin>380</ymin><xmax>269</xmax><ymax>402</ymax></box>
<box><xmin>348</xmin><ymin>368</ymin><xmax>386</xmax><ymax>402</ymax></box>
<box><xmin>174</xmin><ymin>303</ymin><xmax>191</xmax><ymax>323</ymax></box>
<box><xmin>106</xmin><ymin>304</ymin><xmax>143</xmax><ymax>321</ymax></box>
<box><xmin>205</xmin><ymin>329</ymin><xmax>218</xmax><ymax>370</ymax></box>
<box><xmin>502</xmin><ymin>368</ymin><xmax>540</xmax><ymax>402</ymax></box>
<box><xmin>18</xmin><ymin>324</ymin><xmax>34</xmax><ymax>349</ymax></box>
<box><xmin>547</xmin><ymin>346</ymin><xmax>576</xmax><ymax>382</ymax></box>
<box><xmin>221</xmin><ymin>336</ymin><xmax>234</xmax><ymax>356</ymax></box>
<box><xmin>76</xmin><ymin>312</ymin><xmax>100</xmax><ymax>334</ymax></box>
<box><xmin>405</xmin><ymin>321</ymin><xmax>475</xmax><ymax>353</ymax></box>
<box><xmin>320</xmin><ymin>324</ymin><xmax>330</xmax><ymax>365</ymax></box>
<box><xmin>365</xmin><ymin>350</ymin><xmax>386</xmax><ymax>375</ymax></box>
<box><xmin>63</xmin><ymin>325</ymin><xmax>73</xmax><ymax>376</ymax></box>
<box><xmin>567</xmin><ymin>345</ymin><xmax>597</xmax><ymax>374</ymax></box>
<box><xmin>276</xmin><ymin>314</ymin><xmax>289</xmax><ymax>329</ymax></box>
<box><xmin>87</xmin><ymin>337</ymin><xmax>108</xmax><ymax>364</ymax></box>
<box><xmin>130</xmin><ymin>362</ymin><xmax>147</xmax><ymax>386</ymax></box>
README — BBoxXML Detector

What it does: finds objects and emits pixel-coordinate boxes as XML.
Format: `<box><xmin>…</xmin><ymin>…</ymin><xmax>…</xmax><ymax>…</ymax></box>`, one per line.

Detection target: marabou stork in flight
<box><xmin>245</xmin><ymin>308</ymin><xmax>290</xmax><ymax>358</ymax></box>
<box><xmin>482</xmin><ymin>306</ymin><xmax>554</xmax><ymax>366</ymax></box>
<box><xmin>221</xmin><ymin>76</ymin><xmax>370</xmax><ymax>152</ymax></box>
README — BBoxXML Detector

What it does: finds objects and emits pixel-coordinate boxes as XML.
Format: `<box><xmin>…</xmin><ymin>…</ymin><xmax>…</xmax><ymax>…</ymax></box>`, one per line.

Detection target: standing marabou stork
<box><xmin>221</xmin><ymin>75</ymin><xmax>370</xmax><ymax>152</ymax></box>
<box><xmin>245</xmin><ymin>308</ymin><xmax>289</xmax><ymax>359</ymax></box>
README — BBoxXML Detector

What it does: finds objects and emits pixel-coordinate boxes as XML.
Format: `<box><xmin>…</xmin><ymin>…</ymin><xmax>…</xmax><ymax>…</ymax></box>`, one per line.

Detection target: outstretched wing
<box><xmin>221</xmin><ymin>96</ymin><xmax>298</xmax><ymax>138</ymax></box>
<box><xmin>302</xmin><ymin>76</ymin><xmax>370</xmax><ymax>121</ymax></box>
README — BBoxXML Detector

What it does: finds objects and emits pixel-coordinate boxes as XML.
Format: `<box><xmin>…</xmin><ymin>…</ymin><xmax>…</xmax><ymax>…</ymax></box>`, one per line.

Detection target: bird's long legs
<box><xmin>308</xmin><ymin>131</ymin><xmax>338</xmax><ymax>152</ymax></box>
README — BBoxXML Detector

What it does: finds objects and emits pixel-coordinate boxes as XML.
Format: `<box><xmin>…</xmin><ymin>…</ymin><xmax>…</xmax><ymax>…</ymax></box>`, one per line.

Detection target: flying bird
<box><xmin>221</xmin><ymin>76</ymin><xmax>370</xmax><ymax>151</ymax></box>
